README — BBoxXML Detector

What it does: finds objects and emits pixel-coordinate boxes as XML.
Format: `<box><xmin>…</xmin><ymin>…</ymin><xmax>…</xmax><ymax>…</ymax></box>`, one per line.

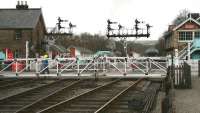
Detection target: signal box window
<box><xmin>195</xmin><ymin>32</ymin><xmax>200</xmax><ymax>38</ymax></box>
<box><xmin>178</xmin><ymin>31</ymin><xmax>192</xmax><ymax>41</ymax></box>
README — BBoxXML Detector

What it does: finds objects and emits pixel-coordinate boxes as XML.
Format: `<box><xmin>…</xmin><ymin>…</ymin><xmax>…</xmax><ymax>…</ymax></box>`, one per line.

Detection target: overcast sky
<box><xmin>1</xmin><ymin>0</ymin><xmax>200</xmax><ymax>40</ymax></box>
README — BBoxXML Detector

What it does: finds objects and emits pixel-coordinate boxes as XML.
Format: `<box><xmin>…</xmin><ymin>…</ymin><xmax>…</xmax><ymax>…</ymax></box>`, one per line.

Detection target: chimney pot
<box><xmin>16</xmin><ymin>1</ymin><xmax>29</xmax><ymax>9</ymax></box>
<box><xmin>16</xmin><ymin>1</ymin><xmax>21</xmax><ymax>9</ymax></box>
<box><xmin>17</xmin><ymin>1</ymin><xmax>20</xmax><ymax>5</ymax></box>
<box><xmin>24</xmin><ymin>1</ymin><xmax>28</xmax><ymax>9</ymax></box>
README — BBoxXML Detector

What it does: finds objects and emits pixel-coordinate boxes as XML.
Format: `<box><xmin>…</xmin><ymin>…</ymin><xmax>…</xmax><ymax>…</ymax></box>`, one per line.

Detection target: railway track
<box><xmin>0</xmin><ymin>78</ymin><xmax>54</xmax><ymax>89</ymax></box>
<box><xmin>38</xmin><ymin>78</ymin><xmax>144</xmax><ymax>113</ymax></box>
<box><xmin>0</xmin><ymin>78</ymin><xmax>19</xmax><ymax>86</ymax></box>
<box><xmin>95</xmin><ymin>81</ymin><xmax>160</xmax><ymax>113</ymax></box>
<box><xmin>15</xmin><ymin>78</ymin><xmax>113</xmax><ymax>113</ymax></box>
<box><xmin>141</xmin><ymin>83</ymin><xmax>160</xmax><ymax>113</ymax></box>
<box><xmin>0</xmin><ymin>78</ymin><xmax>56</xmax><ymax>100</ymax></box>
<box><xmin>0</xmin><ymin>79</ymin><xmax>79</xmax><ymax>113</ymax></box>
<box><xmin>94</xmin><ymin>79</ymin><xmax>149</xmax><ymax>113</ymax></box>
<box><xmin>0</xmin><ymin>79</ymin><xmax>34</xmax><ymax>90</ymax></box>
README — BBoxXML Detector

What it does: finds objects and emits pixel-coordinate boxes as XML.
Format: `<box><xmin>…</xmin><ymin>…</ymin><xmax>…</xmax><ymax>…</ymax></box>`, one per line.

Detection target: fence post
<box><xmin>145</xmin><ymin>58</ymin><xmax>149</xmax><ymax>75</ymax></box>
<box><xmin>15</xmin><ymin>59</ymin><xmax>18</xmax><ymax>76</ymax></box>
<box><xmin>188</xmin><ymin>63</ymin><xmax>192</xmax><ymax>88</ymax></box>
<box><xmin>35</xmin><ymin>58</ymin><xmax>39</xmax><ymax>77</ymax></box>
<box><xmin>187</xmin><ymin>42</ymin><xmax>191</xmax><ymax>60</ymax></box>
<box><xmin>56</xmin><ymin>59</ymin><xmax>59</xmax><ymax>76</ymax></box>
<box><xmin>124</xmin><ymin>57</ymin><xmax>127</xmax><ymax>76</ymax></box>
<box><xmin>103</xmin><ymin>57</ymin><xmax>105</xmax><ymax>73</ymax></box>
<box><xmin>76</xmin><ymin>57</ymin><xmax>80</xmax><ymax>76</ymax></box>
<box><xmin>198</xmin><ymin>60</ymin><xmax>200</xmax><ymax>77</ymax></box>
<box><xmin>94</xmin><ymin>57</ymin><xmax>97</xmax><ymax>76</ymax></box>
<box><xmin>25</xmin><ymin>41</ymin><xmax>29</xmax><ymax>71</ymax></box>
<box><xmin>181</xmin><ymin>64</ymin><xmax>184</xmax><ymax>88</ymax></box>
<box><xmin>174</xmin><ymin>62</ymin><xmax>192</xmax><ymax>89</ymax></box>
<box><xmin>170</xmin><ymin>53</ymin><xmax>174</xmax><ymax>88</ymax></box>
<box><xmin>184</xmin><ymin>62</ymin><xmax>192</xmax><ymax>89</ymax></box>
<box><xmin>174</xmin><ymin>49</ymin><xmax>179</xmax><ymax>66</ymax></box>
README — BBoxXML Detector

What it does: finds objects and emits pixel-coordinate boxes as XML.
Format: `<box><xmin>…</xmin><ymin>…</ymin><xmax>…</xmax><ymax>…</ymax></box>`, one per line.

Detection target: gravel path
<box><xmin>175</xmin><ymin>76</ymin><xmax>200</xmax><ymax>113</ymax></box>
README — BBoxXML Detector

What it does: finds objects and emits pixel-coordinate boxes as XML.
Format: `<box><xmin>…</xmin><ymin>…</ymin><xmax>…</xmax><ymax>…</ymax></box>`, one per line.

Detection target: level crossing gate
<box><xmin>0</xmin><ymin>56</ymin><xmax>168</xmax><ymax>78</ymax></box>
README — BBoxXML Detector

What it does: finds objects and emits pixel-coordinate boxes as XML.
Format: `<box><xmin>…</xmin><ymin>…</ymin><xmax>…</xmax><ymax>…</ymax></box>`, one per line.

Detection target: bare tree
<box><xmin>172</xmin><ymin>9</ymin><xmax>190</xmax><ymax>25</ymax></box>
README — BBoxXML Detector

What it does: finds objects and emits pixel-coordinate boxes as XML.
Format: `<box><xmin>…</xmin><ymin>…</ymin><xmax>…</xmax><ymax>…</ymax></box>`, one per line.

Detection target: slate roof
<box><xmin>173</xmin><ymin>17</ymin><xmax>200</xmax><ymax>31</ymax></box>
<box><xmin>0</xmin><ymin>8</ymin><xmax>42</xmax><ymax>29</ymax></box>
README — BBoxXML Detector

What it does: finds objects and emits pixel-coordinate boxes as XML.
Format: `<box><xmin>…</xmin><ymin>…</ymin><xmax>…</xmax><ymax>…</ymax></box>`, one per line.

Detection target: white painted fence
<box><xmin>0</xmin><ymin>57</ymin><xmax>168</xmax><ymax>77</ymax></box>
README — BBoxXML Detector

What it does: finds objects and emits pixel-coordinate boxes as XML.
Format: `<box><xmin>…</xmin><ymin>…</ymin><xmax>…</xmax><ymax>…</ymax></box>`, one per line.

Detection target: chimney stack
<box><xmin>168</xmin><ymin>25</ymin><xmax>176</xmax><ymax>31</ymax></box>
<box><xmin>21</xmin><ymin>1</ymin><xmax>23</xmax><ymax>5</ymax></box>
<box><xmin>16</xmin><ymin>1</ymin><xmax>20</xmax><ymax>9</ymax></box>
<box><xmin>16</xmin><ymin>1</ymin><xmax>29</xmax><ymax>10</ymax></box>
<box><xmin>188</xmin><ymin>13</ymin><xmax>200</xmax><ymax>19</ymax></box>
<box><xmin>24</xmin><ymin>1</ymin><xmax>28</xmax><ymax>9</ymax></box>
<box><xmin>17</xmin><ymin>1</ymin><xmax>20</xmax><ymax>5</ymax></box>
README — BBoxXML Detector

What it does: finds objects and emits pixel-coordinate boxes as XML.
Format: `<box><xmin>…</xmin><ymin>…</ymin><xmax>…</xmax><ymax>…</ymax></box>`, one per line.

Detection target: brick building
<box><xmin>0</xmin><ymin>2</ymin><xmax>46</xmax><ymax>58</ymax></box>
<box><xmin>164</xmin><ymin>13</ymin><xmax>200</xmax><ymax>59</ymax></box>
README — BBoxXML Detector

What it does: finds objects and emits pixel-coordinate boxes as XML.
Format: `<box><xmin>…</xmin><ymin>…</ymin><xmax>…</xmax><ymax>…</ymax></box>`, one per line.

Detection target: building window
<box><xmin>179</xmin><ymin>32</ymin><xmax>185</xmax><ymax>40</ymax></box>
<box><xmin>178</xmin><ymin>31</ymin><xmax>193</xmax><ymax>41</ymax></box>
<box><xmin>186</xmin><ymin>32</ymin><xmax>193</xmax><ymax>40</ymax></box>
<box><xmin>15</xmin><ymin>30</ymin><xmax>22</xmax><ymax>40</ymax></box>
<box><xmin>195</xmin><ymin>32</ymin><xmax>200</xmax><ymax>38</ymax></box>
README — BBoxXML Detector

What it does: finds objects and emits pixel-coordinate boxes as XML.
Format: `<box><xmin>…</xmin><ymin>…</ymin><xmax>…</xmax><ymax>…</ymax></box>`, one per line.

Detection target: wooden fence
<box><xmin>161</xmin><ymin>62</ymin><xmax>192</xmax><ymax>113</ymax></box>
<box><xmin>173</xmin><ymin>62</ymin><xmax>192</xmax><ymax>89</ymax></box>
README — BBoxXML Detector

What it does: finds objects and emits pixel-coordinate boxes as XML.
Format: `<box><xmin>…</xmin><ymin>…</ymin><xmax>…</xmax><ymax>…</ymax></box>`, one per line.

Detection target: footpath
<box><xmin>174</xmin><ymin>76</ymin><xmax>200</xmax><ymax>113</ymax></box>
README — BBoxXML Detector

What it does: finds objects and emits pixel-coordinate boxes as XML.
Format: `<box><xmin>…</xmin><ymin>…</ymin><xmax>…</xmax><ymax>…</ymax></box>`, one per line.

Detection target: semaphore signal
<box><xmin>107</xmin><ymin>19</ymin><xmax>152</xmax><ymax>38</ymax></box>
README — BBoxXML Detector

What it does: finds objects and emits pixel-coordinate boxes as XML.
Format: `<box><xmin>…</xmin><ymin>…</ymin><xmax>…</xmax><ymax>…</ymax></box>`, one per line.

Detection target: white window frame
<box><xmin>178</xmin><ymin>31</ymin><xmax>193</xmax><ymax>42</ymax></box>
<box><xmin>194</xmin><ymin>31</ymin><xmax>200</xmax><ymax>38</ymax></box>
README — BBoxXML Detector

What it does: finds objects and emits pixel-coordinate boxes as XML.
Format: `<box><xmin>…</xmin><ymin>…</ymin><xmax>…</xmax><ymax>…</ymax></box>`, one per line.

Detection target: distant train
<box><xmin>145</xmin><ymin>48</ymin><xmax>159</xmax><ymax>57</ymax></box>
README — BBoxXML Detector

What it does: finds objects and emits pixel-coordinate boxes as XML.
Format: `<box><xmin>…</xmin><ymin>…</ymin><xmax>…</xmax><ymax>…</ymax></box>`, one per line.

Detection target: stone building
<box><xmin>0</xmin><ymin>1</ymin><xmax>46</xmax><ymax>58</ymax></box>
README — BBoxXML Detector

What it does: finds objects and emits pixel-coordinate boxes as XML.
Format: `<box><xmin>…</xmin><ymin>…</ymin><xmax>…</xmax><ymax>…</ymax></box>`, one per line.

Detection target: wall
<box><xmin>0</xmin><ymin>15</ymin><xmax>46</xmax><ymax>58</ymax></box>
<box><xmin>0</xmin><ymin>29</ymin><xmax>32</xmax><ymax>57</ymax></box>
<box><xmin>32</xmin><ymin>15</ymin><xmax>46</xmax><ymax>54</ymax></box>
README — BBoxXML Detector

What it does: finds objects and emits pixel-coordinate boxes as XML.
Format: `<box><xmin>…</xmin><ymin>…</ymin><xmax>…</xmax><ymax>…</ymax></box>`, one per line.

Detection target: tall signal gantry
<box><xmin>107</xmin><ymin>19</ymin><xmax>152</xmax><ymax>38</ymax></box>
<box><xmin>49</xmin><ymin>17</ymin><xmax>76</xmax><ymax>35</ymax></box>
<box><xmin>106</xmin><ymin>19</ymin><xmax>152</xmax><ymax>56</ymax></box>
<box><xmin>57</xmin><ymin>17</ymin><xmax>68</xmax><ymax>30</ymax></box>
<box><xmin>45</xmin><ymin>17</ymin><xmax>76</xmax><ymax>54</ymax></box>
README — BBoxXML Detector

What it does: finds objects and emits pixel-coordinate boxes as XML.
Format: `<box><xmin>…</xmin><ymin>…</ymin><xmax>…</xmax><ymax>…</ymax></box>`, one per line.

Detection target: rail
<box><xmin>15</xmin><ymin>80</ymin><xmax>82</xmax><ymax>113</ymax></box>
<box><xmin>94</xmin><ymin>78</ymin><xmax>144</xmax><ymax>113</ymax></box>
<box><xmin>0</xmin><ymin>79</ymin><xmax>78</xmax><ymax>113</ymax></box>
<box><xmin>37</xmin><ymin>79</ymin><xmax>121</xmax><ymax>113</ymax></box>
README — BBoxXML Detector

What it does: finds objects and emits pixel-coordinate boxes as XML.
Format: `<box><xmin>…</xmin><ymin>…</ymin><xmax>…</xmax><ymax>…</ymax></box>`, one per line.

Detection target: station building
<box><xmin>0</xmin><ymin>1</ymin><xmax>46</xmax><ymax>58</ymax></box>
